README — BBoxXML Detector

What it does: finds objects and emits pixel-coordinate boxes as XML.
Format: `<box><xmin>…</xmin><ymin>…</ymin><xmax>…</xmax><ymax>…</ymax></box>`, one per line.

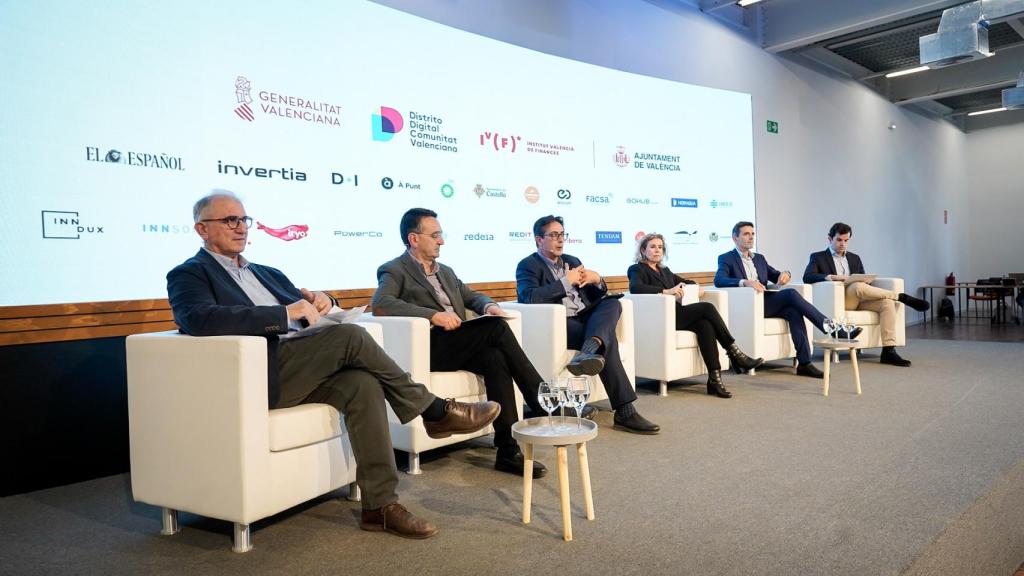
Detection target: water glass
<box><xmin>566</xmin><ymin>377</ymin><xmax>591</xmax><ymax>431</ymax></box>
<box><xmin>537</xmin><ymin>382</ymin><xmax>561</xmax><ymax>428</ymax></box>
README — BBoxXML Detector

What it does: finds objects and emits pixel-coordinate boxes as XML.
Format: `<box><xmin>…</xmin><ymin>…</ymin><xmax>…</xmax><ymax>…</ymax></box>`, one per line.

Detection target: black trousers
<box><xmin>567</xmin><ymin>298</ymin><xmax>638</xmax><ymax>410</ymax></box>
<box><xmin>764</xmin><ymin>289</ymin><xmax>827</xmax><ymax>364</ymax></box>
<box><xmin>429</xmin><ymin>316</ymin><xmax>545</xmax><ymax>448</ymax></box>
<box><xmin>275</xmin><ymin>324</ymin><xmax>435</xmax><ymax>510</ymax></box>
<box><xmin>675</xmin><ymin>301</ymin><xmax>735</xmax><ymax>371</ymax></box>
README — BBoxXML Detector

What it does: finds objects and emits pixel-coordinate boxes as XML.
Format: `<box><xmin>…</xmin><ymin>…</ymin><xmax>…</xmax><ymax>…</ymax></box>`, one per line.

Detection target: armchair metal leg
<box><xmin>160</xmin><ymin>507</ymin><xmax>180</xmax><ymax>536</ymax></box>
<box><xmin>347</xmin><ymin>482</ymin><xmax>361</xmax><ymax>502</ymax></box>
<box><xmin>232</xmin><ymin>523</ymin><xmax>252</xmax><ymax>553</ymax></box>
<box><xmin>659</xmin><ymin>380</ymin><xmax>668</xmax><ymax>397</ymax></box>
<box><xmin>407</xmin><ymin>452</ymin><xmax>422</xmax><ymax>475</ymax></box>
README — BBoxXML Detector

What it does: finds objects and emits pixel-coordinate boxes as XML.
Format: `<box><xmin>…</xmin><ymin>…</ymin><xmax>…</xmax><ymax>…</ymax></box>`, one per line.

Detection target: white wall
<box><xmin>964</xmin><ymin>122</ymin><xmax>1024</xmax><ymax>282</ymax></box>
<box><xmin>374</xmin><ymin>0</ymin><xmax>971</xmax><ymax>303</ymax></box>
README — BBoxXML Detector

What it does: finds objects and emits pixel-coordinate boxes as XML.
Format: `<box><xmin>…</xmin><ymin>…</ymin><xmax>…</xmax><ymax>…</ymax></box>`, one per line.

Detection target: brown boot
<box><xmin>360</xmin><ymin>502</ymin><xmax>439</xmax><ymax>539</ymax></box>
<box><xmin>423</xmin><ymin>399</ymin><xmax>500</xmax><ymax>439</ymax></box>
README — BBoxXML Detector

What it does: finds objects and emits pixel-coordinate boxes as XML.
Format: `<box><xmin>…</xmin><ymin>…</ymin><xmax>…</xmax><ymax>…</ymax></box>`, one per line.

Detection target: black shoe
<box><xmin>897</xmin><ymin>293</ymin><xmax>931</xmax><ymax>312</ymax></box>
<box><xmin>834</xmin><ymin>326</ymin><xmax>863</xmax><ymax>340</ymax></box>
<box><xmin>495</xmin><ymin>446</ymin><xmax>547</xmax><ymax>478</ymax></box>
<box><xmin>879</xmin><ymin>347</ymin><xmax>912</xmax><ymax>367</ymax></box>
<box><xmin>796</xmin><ymin>363</ymin><xmax>824</xmax><ymax>379</ymax></box>
<box><xmin>726</xmin><ymin>343</ymin><xmax>764</xmax><ymax>374</ymax></box>
<box><xmin>568</xmin><ymin>338</ymin><xmax>606</xmax><ymax>376</ymax></box>
<box><xmin>613</xmin><ymin>411</ymin><xmax>660</xmax><ymax>435</ymax></box>
<box><xmin>706</xmin><ymin>370</ymin><xmax>732</xmax><ymax>398</ymax></box>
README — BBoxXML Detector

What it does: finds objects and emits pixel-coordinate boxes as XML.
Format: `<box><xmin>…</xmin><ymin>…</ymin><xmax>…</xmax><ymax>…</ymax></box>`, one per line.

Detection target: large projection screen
<box><xmin>0</xmin><ymin>0</ymin><xmax>755</xmax><ymax>307</ymax></box>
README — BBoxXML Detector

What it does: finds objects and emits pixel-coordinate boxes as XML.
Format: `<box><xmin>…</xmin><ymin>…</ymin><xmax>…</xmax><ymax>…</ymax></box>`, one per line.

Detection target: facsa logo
<box><xmin>595</xmin><ymin>231</ymin><xmax>622</xmax><ymax>244</ymax></box>
<box><xmin>586</xmin><ymin>195</ymin><xmax>610</xmax><ymax>204</ymax></box>
<box><xmin>671</xmin><ymin>198</ymin><xmax>698</xmax><ymax>208</ymax></box>
<box><xmin>257</xmin><ymin>222</ymin><xmax>308</xmax><ymax>241</ymax></box>
<box><xmin>463</xmin><ymin>233</ymin><xmax>495</xmax><ymax>241</ymax></box>
<box><xmin>42</xmin><ymin>211</ymin><xmax>103</xmax><ymax>239</ymax></box>
<box><xmin>372</xmin><ymin>106</ymin><xmax>404</xmax><ymax>141</ymax></box>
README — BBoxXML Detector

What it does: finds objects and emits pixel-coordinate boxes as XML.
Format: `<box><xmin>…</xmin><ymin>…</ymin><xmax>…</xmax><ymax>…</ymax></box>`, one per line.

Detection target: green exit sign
<box><xmin>767</xmin><ymin>120</ymin><xmax>779</xmax><ymax>134</ymax></box>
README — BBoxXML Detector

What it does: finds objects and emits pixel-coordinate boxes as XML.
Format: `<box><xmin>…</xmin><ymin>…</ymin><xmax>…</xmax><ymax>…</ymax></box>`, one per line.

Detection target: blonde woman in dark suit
<box><xmin>627</xmin><ymin>233</ymin><xmax>763</xmax><ymax>398</ymax></box>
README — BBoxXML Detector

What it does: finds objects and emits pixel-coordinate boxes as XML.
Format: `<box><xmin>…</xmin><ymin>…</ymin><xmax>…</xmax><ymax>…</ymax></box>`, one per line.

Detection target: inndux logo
<box><xmin>257</xmin><ymin>222</ymin><xmax>308</xmax><ymax>241</ymax></box>
<box><xmin>86</xmin><ymin>147</ymin><xmax>184</xmax><ymax>171</ymax></box>
<box><xmin>42</xmin><ymin>211</ymin><xmax>103</xmax><ymax>239</ymax></box>
<box><xmin>372</xmin><ymin>106</ymin><xmax>404</xmax><ymax>141</ymax></box>
<box><xmin>671</xmin><ymin>198</ymin><xmax>698</xmax><ymax>208</ymax></box>
<box><xmin>595</xmin><ymin>231</ymin><xmax>622</xmax><ymax>244</ymax></box>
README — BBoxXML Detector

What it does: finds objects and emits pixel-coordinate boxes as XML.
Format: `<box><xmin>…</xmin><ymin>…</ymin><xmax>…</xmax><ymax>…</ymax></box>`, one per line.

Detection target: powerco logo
<box><xmin>595</xmin><ymin>231</ymin><xmax>622</xmax><ymax>244</ymax></box>
<box><xmin>463</xmin><ymin>233</ymin><xmax>495</xmax><ymax>241</ymax></box>
<box><xmin>42</xmin><ymin>211</ymin><xmax>103</xmax><ymax>239</ymax></box>
<box><xmin>671</xmin><ymin>198</ymin><xmax>698</xmax><ymax>208</ymax></box>
<box><xmin>257</xmin><ymin>222</ymin><xmax>308</xmax><ymax>241</ymax></box>
<box><xmin>85</xmin><ymin>147</ymin><xmax>184</xmax><ymax>171</ymax></box>
<box><xmin>334</xmin><ymin>230</ymin><xmax>383</xmax><ymax>238</ymax></box>
<box><xmin>232</xmin><ymin>75</ymin><xmax>341</xmax><ymax>127</ymax></box>
<box><xmin>218</xmin><ymin>160</ymin><xmax>306</xmax><ymax>182</ymax></box>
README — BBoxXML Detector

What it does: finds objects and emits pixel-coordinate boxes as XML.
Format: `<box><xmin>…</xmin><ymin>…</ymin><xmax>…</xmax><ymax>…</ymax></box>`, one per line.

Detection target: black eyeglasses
<box><xmin>201</xmin><ymin>216</ymin><xmax>253</xmax><ymax>229</ymax></box>
<box><xmin>543</xmin><ymin>232</ymin><xmax>569</xmax><ymax>240</ymax></box>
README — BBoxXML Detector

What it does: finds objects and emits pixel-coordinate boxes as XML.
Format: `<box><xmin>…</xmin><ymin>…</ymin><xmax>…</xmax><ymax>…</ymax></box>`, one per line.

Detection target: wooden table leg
<box><xmin>522</xmin><ymin>442</ymin><xmax>533</xmax><ymax>524</ymax></box>
<box><xmin>577</xmin><ymin>442</ymin><xmax>594</xmax><ymax>520</ymax></box>
<box><xmin>822</xmin><ymin>349</ymin><xmax>831</xmax><ymax>396</ymax></box>
<box><xmin>557</xmin><ymin>446</ymin><xmax>571</xmax><ymax>541</ymax></box>
<box><xmin>850</xmin><ymin>348</ymin><xmax>861</xmax><ymax>395</ymax></box>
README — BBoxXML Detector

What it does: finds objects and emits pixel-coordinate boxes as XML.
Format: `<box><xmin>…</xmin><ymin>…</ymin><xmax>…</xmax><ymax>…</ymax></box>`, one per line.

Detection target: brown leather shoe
<box><xmin>423</xmin><ymin>399</ymin><xmax>500</xmax><ymax>439</ymax></box>
<box><xmin>360</xmin><ymin>502</ymin><xmax>438</xmax><ymax>539</ymax></box>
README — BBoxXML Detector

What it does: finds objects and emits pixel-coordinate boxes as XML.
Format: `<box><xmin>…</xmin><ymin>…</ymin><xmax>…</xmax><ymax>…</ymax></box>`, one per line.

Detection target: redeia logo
<box><xmin>372</xmin><ymin>106</ymin><xmax>404</xmax><ymax>141</ymax></box>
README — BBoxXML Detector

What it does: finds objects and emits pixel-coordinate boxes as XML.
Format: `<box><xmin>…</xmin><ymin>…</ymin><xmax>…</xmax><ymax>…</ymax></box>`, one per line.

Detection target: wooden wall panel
<box><xmin>0</xmin><ymin>272</ymin><xmax>715</xmax><ymax>345</ymax></box>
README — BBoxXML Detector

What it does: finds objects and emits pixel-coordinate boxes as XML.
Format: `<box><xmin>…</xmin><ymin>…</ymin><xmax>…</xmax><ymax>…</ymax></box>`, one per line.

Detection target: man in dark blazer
<box><xmin>802</xmin><ymin>222</ymin><xmax>929</xmax><ymax>367</ymax></box>
<box><xmin>373</xmin><ymin>208</ymin><xmax>564</xmax><ymax>478</ymax></box>
<box><xmin>714</xmin><ymin>221</ymin><xmax>858</xmax><ymax>378</ymax></box>
<box><xmin>515</xmin><ymin>215</ymin><xmax>660</xmax><ymax>434</ymax></box>
<box><xmin>167</xmin><ymin>191</ymin><xmax>499</xmax><ymax>539</ymax></box>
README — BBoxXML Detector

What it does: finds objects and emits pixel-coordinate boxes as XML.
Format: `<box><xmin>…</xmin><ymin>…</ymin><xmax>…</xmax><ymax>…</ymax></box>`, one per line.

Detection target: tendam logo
<box><xmin>257</xmin><ymin>222</ymin><xmax>309</xmax><ymax>241</ymax></box>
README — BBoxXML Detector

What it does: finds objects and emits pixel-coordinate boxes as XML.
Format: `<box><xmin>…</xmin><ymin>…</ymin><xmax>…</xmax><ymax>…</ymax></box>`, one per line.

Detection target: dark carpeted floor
<box><xmin>2</xmin><ymin>338</ymin><xmax>1024</xmax><ymax>576</ymax></box>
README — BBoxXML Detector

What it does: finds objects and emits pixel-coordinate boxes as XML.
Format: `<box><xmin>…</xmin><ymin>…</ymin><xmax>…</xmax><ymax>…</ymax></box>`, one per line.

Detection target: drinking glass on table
<box><xmin>565</xmin><ymin>377</ymin><xmax>591</xmax><ymax>431</ymax></box>
<box><xmin>538</xmin><ymin>382</ymin><xmax>561</xmax><ymax>428</ymax></box>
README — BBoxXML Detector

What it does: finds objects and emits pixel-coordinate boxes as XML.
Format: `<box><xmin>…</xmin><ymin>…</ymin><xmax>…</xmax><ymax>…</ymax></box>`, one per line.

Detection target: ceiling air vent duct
<box><xmin>920</xmin><ymin>0</ymin><xmax>1024</xmax><ymax>68</ymax></box>
<box><xmin>1003</xmin><ymin>72</ymin><xmax>1024</xmax><ymax>109</ymax></box>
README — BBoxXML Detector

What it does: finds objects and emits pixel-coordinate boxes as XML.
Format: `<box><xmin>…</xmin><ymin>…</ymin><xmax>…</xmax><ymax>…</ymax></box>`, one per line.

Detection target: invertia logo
<box><xmin>372</xmin><ymin>106</ymin><xmax>404</xmax><ymax>141</ymax></box>
<box><xmin>231</xmin><ymin>75</ymin><xmax>342</xmax><ymax>127</ymax></box>
<box><xmin>218</xmin><ymin>160</ymin><xmax>307</xmax><ymax>182</ymax></box>
<box><xmin>42</xmin><ymin>211</ymin><xmax>104</xmax><ymax>239</ymax></box>
<box><xmin>614</xmin><ymin>146</ymin><xmax>631</xmax><ymax>167</ymax></box>
<box><xmin>480</xmin><ymin>131</ymin><xmax>521</xmax><ymax>153</ymax></box>
<box><xmin>257</xmin><ymin>222</ymin><xmax>309</xmax><ymax>241</ymax></box>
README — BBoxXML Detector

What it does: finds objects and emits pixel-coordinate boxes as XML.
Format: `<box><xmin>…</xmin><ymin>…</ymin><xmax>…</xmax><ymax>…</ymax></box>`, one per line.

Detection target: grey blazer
<box><xmin>371</xmin><ymin>251</ymin><xmax>494</xmax><ymax>320</ymax></box>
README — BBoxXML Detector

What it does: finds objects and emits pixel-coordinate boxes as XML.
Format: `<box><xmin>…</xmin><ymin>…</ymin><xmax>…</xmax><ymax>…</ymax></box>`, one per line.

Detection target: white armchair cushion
<box><xmin>268</xmin><ymin>405</ymin><xmax>344</xmax><ymax>452</ymax></box>
<box><xmin>711</xmin><ymin>285</ymin><xmax>813</xmax><ymax>364</ymax></box>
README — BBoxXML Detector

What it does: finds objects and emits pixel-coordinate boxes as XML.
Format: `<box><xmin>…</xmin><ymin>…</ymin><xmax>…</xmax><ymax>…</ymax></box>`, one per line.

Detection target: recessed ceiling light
<box><xmin>737</xmin><ymin>0</ymin><xmax>764</xmax><ymax>6</ymax></box>
<box><xmin>885</xmin><ymin>66</ymin><xmax>930</xmax><ymax>78</ymax></box>
<box><xmin>967</xmin><ymin>107</ymin><xmax>1007</xmax><ymax>116</ymax></box>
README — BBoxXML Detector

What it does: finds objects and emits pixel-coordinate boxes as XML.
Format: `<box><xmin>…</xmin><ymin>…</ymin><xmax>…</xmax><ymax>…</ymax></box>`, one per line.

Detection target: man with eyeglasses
<box><xmin>372</xmin><ymin>208</ymin><xmax>572</xmax><ymax>477</ymax></box>
<box><xmin>166</xmin><ymin>191</ymin><xmax>500</xmax><ymax>539</ymax></box>
<box><xmin>515</xmin><ymin>215</ymin><xmax>660</xmax><ymax>435</ymax></box>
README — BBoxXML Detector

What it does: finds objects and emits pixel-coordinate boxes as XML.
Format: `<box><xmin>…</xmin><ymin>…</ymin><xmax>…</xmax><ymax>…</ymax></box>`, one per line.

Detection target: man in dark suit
<box><xmin>714</xmin><ymin>221</ymin><xmax>859</xmax><ymax>378</ymax></box>
<box><xmin>372</xmin><ymin>208</ymin><xmax>574</xmax><ymax>478</ymax></box>
<box><xmin>802</xmin><ymin>222</ymin><xmax>929</xmax><ymax>366</ymax></box>
<box><xmin>515</xmin><ymin>215</ymin><xmax>660</xmax><ymax>434</ymax></box>
<box><xmin>167</xmin><ymin>191</ymin><xmax>499</xmax><ymax>539</ymax></box>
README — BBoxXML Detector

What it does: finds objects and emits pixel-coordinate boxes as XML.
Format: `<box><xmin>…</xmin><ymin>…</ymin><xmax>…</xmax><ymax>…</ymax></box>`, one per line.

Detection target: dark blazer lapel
<box><xmin>730</xmin><ymin>251</ymin><xmax>748</xmax><ymax>281</ymax></box>
<box><xmin>824</xmin><ymin>251</ymin><xmax>838</xmax><ymax>276</ymax></box>
<box><xmin>194</xmin><ymin>249</ymin><xmax>256</xmax><ymax>306</ymax></box>
<box><xmin>533</xmin><ymin>252</ymin><xmax>558</xmax><ymax>285</ymax></box>
<box><xmin>401</xmin><ymin>252</ymin><xmax>446</xmax><ymax>310</ymax></box>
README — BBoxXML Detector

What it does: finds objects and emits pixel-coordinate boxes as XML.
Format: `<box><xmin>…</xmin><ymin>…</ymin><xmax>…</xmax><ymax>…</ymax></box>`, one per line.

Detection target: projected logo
<box><xmin>480</xmin><ymin>132</ymin><xmax>521</xmax><ymax>153</ymax></box>
<box><xmin>526</xmin><ymin>140</ymin><xmax>576</xmax><ymax>157</ymax></box>
<box><xmin>508</xmin><ymin>231</ymin><xmax>534</xmax><ymax>242</ymax></box>
<box><xmin>217</xmin><ymin>160</ymin><xmax>307</xmax><ymax>182</ymax></box>
<box><xmin>595</xmin><ymin>231</ymin><xmax>622</xmax><ymax>244</ymax></box>
<box><xmin>709</xmin><ymin>199</ymin><xmax>734</xmax><ymax>209</ymax></box>
<box><xmin>708</xmin><ymin>232</ymin><xmax>720</xmax><ymax>242</ymax></box>
<box><xmin>474</xmin><ymin>184</ymin><xmax>507</xmax><ymax>198</ymax></box>
<box><xmin>671</xmin><ymin>198</ymin><xmax>698</xmax><ymax>208</ymax></box>
<box><xmin>626</xmin><ymin>197</ymin><xmax>655</xmax><ymax>206</ymax></box>
<box><xmin>556</xmin><ymin>188</ymin><xmax>572</xmax><ymax>206</ymax></box>
<box><xmin>634</xmin><ymin>231</ymin><xmax>646</xmax><ymax>242</ymax></box>
<box><xmin>257</xmin><ymin>222</ymin><xmax>309</xmax><ymax>241</ymax></box>
<box><xmin>463</xmin><ymin>233</ymin><xmax>495</xmax><ymax>241</ymax></box>
<box><xmin>86</xmin><ymin>147</ymin><xmax>184</xmax><ymax>171</ymax></box>
<box><xmin>230</xmin><ymin>75</ymin><xmax>342</xmax><ymax>127</ymax></box>
<box><xmin>372</xmin><ymin>107</ymin><xmax>404</xmax><ymax>141</ymax></box>
<box><xmin>614</xmin><ymin>146</ymin><xmax>631</xmax><ymax>168</ymax></box>
<box><xmin>141</xmin><ymin>224</ymin><xmax>193</xmax><ymax>235</ymax></box>
<box><xmin>41</xmin><ymin>211</ymin><xmax>103</xmax><ymax>239</ymax></box>
<box><xmin>586</xmin><ymin>194</ymin><xmax>612</xmax><ymax>205</ymax></box>
<box><xmin>331</xmin><ymin>173</ymin><xmax>359</xmax><ymax>186</ymax></box>
<box><xmin>524</xmin><ymin>186</ymin><xmax>540</xmax><ymax>204</ymax></box>
<box><xmin>440</xmin><ymin>182</ymin><xmax>455</xmax><ymax>198</ymax></box>
<box><xmin>673</xmin><ymin>230</ymin><xmax>699</xmax><ymax>245</ymax></box>
<box><xmin>334</xmin><ymin>230</ymin><xmax>383</xmax><ymax>238</ymax></box>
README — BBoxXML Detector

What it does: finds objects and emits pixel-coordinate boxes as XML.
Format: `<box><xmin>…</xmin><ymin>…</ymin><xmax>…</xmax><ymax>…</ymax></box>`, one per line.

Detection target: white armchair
<box><xmin>125</xmin><ymin>322</ymin><xmax>383</xmax><ymax>552</ymax></box>
<box><xmin>810</xmin><ymin>278</ymin><xmax>906</xmax><ymax>350</ymax></box>
<box><xmin>501</xmin><ymin>299</ymin><xmax>636</xmax><ymax>405</ymax></box>
<box><xmin>711</xmin><ymin>285</ymin><xmax>813</xmax><ymax>371</ymax></box>
<box><xmin>368</xmin><ymin>311</ymin><xmax>524</xmax><ymax>475</ymax></box>
<box><xmin>624</xmin><ymin>291</ymin><xmax>730</xmax><ymax>396</ymax></box>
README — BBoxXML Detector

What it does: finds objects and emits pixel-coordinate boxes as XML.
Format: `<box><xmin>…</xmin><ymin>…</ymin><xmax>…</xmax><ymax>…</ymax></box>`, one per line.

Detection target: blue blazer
<box><xmin>714</xmin><ymin>250</ymin><xmax>781</xmax><ymax>287</ymax></box>
<box><xmin>802</xmin><ymin>249</ymin><xmax>865</xmax><ymax>284</ymax></box>
<box><xmin>166</xmin><ymin>248</ymin><xmax>303</xmax><ymax>405</ymax></box>
<box><xmin>515</xmin><ymin>252</ymin><xmax>607</xmax><ymax>309</ymax></box>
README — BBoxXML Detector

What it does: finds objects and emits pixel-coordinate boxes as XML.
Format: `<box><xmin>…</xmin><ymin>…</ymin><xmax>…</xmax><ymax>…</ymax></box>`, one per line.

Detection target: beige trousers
<box><xmin>845</xmin><ymin>282</ymin><xmax>897</xmax><ymax>346</ymax></box>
